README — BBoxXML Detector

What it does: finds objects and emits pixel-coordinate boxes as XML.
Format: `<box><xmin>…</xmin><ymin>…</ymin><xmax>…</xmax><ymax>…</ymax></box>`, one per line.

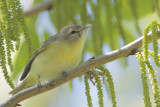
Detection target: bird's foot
<box><xmin>62</xmin><ymin>71</ymin><xmax>67</xmax><ymax>78</ymax></box>
<box><xmin>37</xmin><ymin>80</ymin><xmax>41</xmax><ymax>92</ymax></box>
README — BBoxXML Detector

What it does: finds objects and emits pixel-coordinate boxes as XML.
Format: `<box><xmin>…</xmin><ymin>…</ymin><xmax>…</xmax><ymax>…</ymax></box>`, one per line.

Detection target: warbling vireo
<box><xmin>9</xmin><ymin>24</ymin><xmax>92</xmax><ymax>95</ymax></box>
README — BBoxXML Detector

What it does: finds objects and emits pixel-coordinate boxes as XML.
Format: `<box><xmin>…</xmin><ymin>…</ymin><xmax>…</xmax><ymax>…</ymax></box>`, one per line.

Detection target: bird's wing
<box><xmin>20</xmin><ymin>36</ymin><xmax>57</xmax><ymax>81</ymax></box>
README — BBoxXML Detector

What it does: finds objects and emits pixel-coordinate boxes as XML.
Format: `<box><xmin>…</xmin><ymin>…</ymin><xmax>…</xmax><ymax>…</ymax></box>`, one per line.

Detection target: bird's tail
<box><xmin>9</xmin><ymin>78</ymin><xmax>30</xmax><ymax>95</ymax></box>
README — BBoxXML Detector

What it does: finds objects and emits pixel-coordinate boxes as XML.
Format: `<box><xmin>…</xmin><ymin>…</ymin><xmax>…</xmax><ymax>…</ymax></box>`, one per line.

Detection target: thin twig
<box><xmin>0</xmin><ymin>31</ymin><xmax>160</xmax><ymax>107</ymax></box>
<box><xmin>24</xmin><ymin>0</ymin><xmax>53</xmax><ymax>17</ymax></box>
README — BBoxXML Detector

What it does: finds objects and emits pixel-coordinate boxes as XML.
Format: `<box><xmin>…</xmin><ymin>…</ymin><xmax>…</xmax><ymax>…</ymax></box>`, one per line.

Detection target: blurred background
<box><xmin>0</xmin><ymin>0</ymin><xmax>160</xmax><ymax>107</ymax></box>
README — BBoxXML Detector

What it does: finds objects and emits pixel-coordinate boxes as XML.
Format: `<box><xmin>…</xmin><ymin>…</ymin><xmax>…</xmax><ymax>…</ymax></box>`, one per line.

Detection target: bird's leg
<box><xmin>37</xmin><ymin>75</ymin><xmax>41</xmax><ymax>92</ymax></box>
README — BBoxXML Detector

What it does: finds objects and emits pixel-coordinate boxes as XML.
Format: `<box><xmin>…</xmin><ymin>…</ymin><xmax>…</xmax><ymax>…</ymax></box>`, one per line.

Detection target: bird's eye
<box><xmin>71</xmin><ymin>31</ymin><xmax>76</xmax><ymax>34</ymax></box>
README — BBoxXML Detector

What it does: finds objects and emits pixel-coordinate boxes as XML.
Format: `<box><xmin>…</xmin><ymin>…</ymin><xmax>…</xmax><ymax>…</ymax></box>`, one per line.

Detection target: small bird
<box><xmin>9</xmin><ymin>24</ymin><xmax>92</xmax><ymax>95</ymax></box>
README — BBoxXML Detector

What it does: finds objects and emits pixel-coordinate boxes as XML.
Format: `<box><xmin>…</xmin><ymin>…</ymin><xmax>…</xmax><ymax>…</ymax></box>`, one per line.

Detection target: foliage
<box><xmin>0</xmin><ymin>0</ymin><xmax>160</xmax><ymax>107</ymax></box>
<box><xmin>0</xmin><ymin>0</ymin><xmax>32</xmax><ymax>88</ymax></box>
<box><xmin>95</xmin><ymin>72</ymin><xmax>104</xmax><ymax>107</ymax></box>
<box><xmin>136</xmin><ymin>20</ymin><xmax>160</xmax><ymax>106</ymax></box>
<box><xmin>136</xmin><ymin>53</ymin><xmax>152</xmax><ymax>107</ymax></box>
<box><xmin>84</xmin><ymin>74</ymin><xmax>93</xmax><ymax>107</ymax></box>
<box><xmin>97</xmin><ymin>66</ymin><xmax>117</xmax><ymax>107</ymax></box>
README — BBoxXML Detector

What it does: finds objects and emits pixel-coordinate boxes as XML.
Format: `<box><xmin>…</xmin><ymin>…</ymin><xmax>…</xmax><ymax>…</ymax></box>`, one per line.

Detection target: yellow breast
<box><xmin>29</xmin><ymin>36</ymin><xmax>85</xmax><ymax>81</ymax></box>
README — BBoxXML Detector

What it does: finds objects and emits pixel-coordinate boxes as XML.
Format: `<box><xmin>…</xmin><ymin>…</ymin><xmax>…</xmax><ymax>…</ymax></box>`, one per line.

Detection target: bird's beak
<box><xmin>81</xmin><ymin>24</ymin><xmax>92</xmax><ymax>32</ymax></box>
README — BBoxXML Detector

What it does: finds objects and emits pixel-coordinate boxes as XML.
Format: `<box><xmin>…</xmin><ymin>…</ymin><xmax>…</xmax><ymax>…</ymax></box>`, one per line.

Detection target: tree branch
<box><xmin>24</xmin><ymin>0</ymin><xmax>53</xmax><ymax>17</ymax></box>
<box><xmin>1</xmin><ymin>31</ymin><xmax>160</xmax><ymax>107</ymax></box>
